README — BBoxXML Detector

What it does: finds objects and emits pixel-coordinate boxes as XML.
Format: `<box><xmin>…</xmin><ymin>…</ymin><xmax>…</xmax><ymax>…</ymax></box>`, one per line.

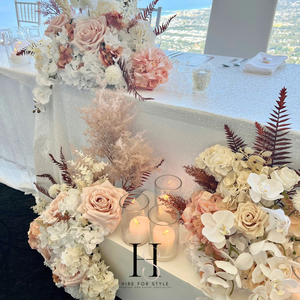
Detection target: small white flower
<box><xmin>105</xmin><ymin>64</ymin><xmax>123</xmax><ymax>85</ymax></box>
<box><xmin>247</xmin><ymin>173</ymin><xmax>284</xmax><ymax>203</ymax></box>
<box><xmin>201</xmin><ymin>211</ymin><xmax>235</xmax><ymax>249</ymax></box>
<box><xmin>49</xmin><ymin>184</ymin><xmax>60</xmax><ymax>198</ymax></box>
<box><xmin>33</xmin><ymin>85</ymin><xmax>52</xmax><ymax>105</ymax></box>
<box><xmin>271</xmin><ymin>167</ymin><xmax>300</xmax><ymax>191</ymax></box>
<box><xmin>249</xmin><ymin>286</ymin><xmax>269</xmax><ymax>300</ymax></box>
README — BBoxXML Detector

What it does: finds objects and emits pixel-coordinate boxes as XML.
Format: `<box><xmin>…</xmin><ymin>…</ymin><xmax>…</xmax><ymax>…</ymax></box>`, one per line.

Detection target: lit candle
<box><xmin>128</xmin><ymin>216</ymin><xmax>149</xmax><ymax>244</ymax></box>
<box><xmin>10</xmin><ymin>40</ymin><xmax>29</xmax><ymax>65</ymax></box>
<box><xmin>152</xmin><ymin>222</ymin><xmax>175</xmax><ymax>256</ymax></box>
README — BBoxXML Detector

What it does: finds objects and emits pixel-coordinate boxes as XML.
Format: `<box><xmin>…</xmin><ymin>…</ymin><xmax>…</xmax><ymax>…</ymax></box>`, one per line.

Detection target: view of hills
<box><xmin>159</xmin><ymin>0</ymin><xmax>300</xmax><ymax>64</ymax></box>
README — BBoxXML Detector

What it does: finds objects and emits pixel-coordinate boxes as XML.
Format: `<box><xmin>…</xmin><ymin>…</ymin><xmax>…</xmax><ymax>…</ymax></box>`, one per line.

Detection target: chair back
<box><xmin>204</xmin><ymin>0</ymin><xmax>278</xmax><ymax>58</ymax></box>
<box><xmin>138</xmin><ymin>7</ymin><xmax>162</xmax><ymax>27</ymax></box>
<box><xmin>15</xmin><ymin>0</ymin><xmax>41</xmax><ymax>27</ymax></box>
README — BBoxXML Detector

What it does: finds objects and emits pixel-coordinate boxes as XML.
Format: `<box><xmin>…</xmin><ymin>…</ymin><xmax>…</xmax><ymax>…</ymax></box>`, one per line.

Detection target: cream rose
<box><xmin>73</xmin><ymin>16</ymin><xmax>107</xmax><ymax>54</ymax></box>
<box><xmin>77</xmin><ymin>180</ymin><xmax>125</xmax><ymax>233</ymax></box>
<box><xmin>44</xmin><ymin>13</ymin><xmax>70</xmax><ymax>37</ymax></box>
<box><xmin>195</xmin><ymin>145</ymin><xmax>236</xmax><ymax>181</ymax></box>
<box><xmin>234</xmin><ymin>202</ymin><xmax>268</xmax><ymax>238</ymax></box>
<box><xmin>53</xmin><ymin>262</ymin><xmax>86</xmax><ymax>287</ymax></box>
<box><xmin>271</xmin><ymin>167</ymin><xmax>300</xmax><ymax>191</ymax></box>
<box><xmin>43</xmin><ymin>191</ymin><xmax>68</xmax><ymax>224</ymax></box>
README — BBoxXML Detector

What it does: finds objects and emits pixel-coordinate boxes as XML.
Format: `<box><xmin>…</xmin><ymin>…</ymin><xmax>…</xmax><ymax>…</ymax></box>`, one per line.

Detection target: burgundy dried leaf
<box><xmin>34</xmin><ymin>182</ymin><xmax>54</xmax><ymax>199</ymax></box>
<box><xmin>224</xmin><ymin>124</ymin><xmax>247</xmax><ymax>153</ymax></box>
<box><xmin>153</xmin><ymin>14</ymin><xmax>177</xmax><ymax>36</ymax></box>
<box><xmin>183</xmin><ymin>165</ymin><xmax>218</xmax><ymax>193</ymax></box>
<box><xmin>159</xmin><ymin>194</ymin><xmax>187</xmax><ymax>224</ymax></box>
<box><xmin>37</xmin><ymin>174</ymin><xmax>57</xmax><ymax>185</ymax></box>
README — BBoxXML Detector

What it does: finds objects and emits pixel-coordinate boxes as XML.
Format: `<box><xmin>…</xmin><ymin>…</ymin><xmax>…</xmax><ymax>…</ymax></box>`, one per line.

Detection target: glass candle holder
<box><xmin>2</xmin><ymin>31</ymin><xmax>30</xmax><ymax>67</ymax></box>
<box><xmin>192</xmin><ymin>66</ymin><xmax>212</xmax><ymax>93</ymax></box>
<box><xmin>148</xmin><ymin>205</ymin><xmax>180</xmax><ymax>262</ymax></box>
<box><xmin>154</xmin><ymin>175</ymin><xmax>182</xmax><ymax>222</ymax></box>
<box><xmin>119</xmin><ymin>192</ymin><xmax>150</xmax><ymax>246</ymax></box>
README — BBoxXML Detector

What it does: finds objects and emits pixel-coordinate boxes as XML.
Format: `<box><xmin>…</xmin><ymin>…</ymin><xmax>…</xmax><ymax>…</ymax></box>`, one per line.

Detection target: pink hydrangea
<box><xmin>132</xmin><ymin>47</ymin><xmax>173</xmax><ymax>90</ymax></box>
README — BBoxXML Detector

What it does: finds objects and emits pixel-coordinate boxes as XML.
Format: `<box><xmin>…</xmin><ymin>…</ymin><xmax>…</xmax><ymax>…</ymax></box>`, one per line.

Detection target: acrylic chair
<box><xmin>204</xmin><ymin>0</ymin><xmax>278</xmax><ymax>58</ymax></box>
<box><xmin>138</xmin><ymin>6</ymin><xmax>162</xmax><ymax>27</ymax></box>
<box><xmin>15</xmin><ymin>0</ymin><xmax>42</xmax><ymax>38</ymax></box>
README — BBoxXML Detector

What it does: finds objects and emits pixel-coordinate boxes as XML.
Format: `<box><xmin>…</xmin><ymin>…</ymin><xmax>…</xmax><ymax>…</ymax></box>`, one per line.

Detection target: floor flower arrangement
<box><xmin>161</xmin><ymin>87</ymin><xmax>300</xmax><ymax>300</ymax></box>
<box><xmin>28</xmin><ymin>90</ymin><xmax>163</xmax><ymax>300</ymax></box>
<box><xmin>24</xmin><ymin>0</ymin><xmax>175</xmax><ymax>112</ymax></box>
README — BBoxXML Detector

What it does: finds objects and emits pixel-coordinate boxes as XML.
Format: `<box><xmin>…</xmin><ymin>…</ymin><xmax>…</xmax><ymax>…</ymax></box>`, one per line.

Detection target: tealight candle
<box><xmin>10</xmin><ymin>52</ymin><xmax>28</xmax><ymax>64</ymax></box>
<box><xmin>152</xmin><ymin>222</ymin><xmax>175</xmax><ymax>257</ymax></box>
<box><xmin>128</xmin><ymin>216</ymin><xmax>149</xmax><ymax>244</ymax></box>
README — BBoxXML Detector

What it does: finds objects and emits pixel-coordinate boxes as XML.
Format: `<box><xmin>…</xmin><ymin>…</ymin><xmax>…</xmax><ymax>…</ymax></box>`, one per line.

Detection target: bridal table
<box><xmin>1</xmin><ymin>49</ymin><xmax>300</xmax><ymax>300</ymax></box>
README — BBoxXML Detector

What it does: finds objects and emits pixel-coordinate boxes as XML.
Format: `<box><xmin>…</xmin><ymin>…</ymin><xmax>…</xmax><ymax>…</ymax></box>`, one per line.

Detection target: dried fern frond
<box><xmin>49</xmin><ymin>147</ymin><xmax>74</xmax><ymax>187</ymax></box>
<box><xmin>288</xmin><ymin>169</ymin><xmax>300</xmax><ymax>197</ymax></box>
<box><xmin>117</xmin><ymin>59</ymin><xmax>154</xmax><ymax>101</ymax></box>
<box><xmin>184</xmin><ymin>165</ymin><xmax>218</xmax><ymax>193</ymax></box>
<box><xmin>37</xmin><ymin>174</ymin><xmax>57</xmax><ymax>185</ymax></box>
<box><xmin>153</xmin><ymin>14</ymin><xmax>177</xmax><ymax>36</ymax></box>
<box><xmin>34</xmin><ymin>182</ymin><xmax>54</xmax><ymax>199</ymax></box>
<box><xmin>254</xmin><ymin>87</ymin><xmax>292</xmax><ymax>166</ymax></box>
<box><xmin>39</xmin><ymin>0</ymin><xmax>62</xmax><ymax>23</ymax></box>
<box><xmin>224</xmin><ymin>125</ymin><xmax>247</xmax><ymax>153</ymax></box>
<box><xmin>159</xmin><ymin>194</ymin><xmax>187</xmax><ymax>224</ymax></box>
<box><xmin>55</xmin><ymin>0</ymin><xmax>71</xmax><ymax>17</ymax></box>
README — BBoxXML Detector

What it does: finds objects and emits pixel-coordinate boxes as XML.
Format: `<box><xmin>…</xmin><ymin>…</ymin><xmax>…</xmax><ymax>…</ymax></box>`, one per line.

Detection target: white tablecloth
<box><xmin>0</xmin><ymin>49</ymin><xmax>300</xmax><ymax>194</ymax></box>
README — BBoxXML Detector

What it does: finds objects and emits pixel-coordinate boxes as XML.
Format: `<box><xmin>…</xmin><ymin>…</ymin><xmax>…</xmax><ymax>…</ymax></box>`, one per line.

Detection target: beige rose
<box><xmin>44</xmin><ymin>13</ymin><xmax>70</xmax><ymax>37</ymax></box>
<box><xmin>195</xmin><ymin>145</ymin><xmax>236</xmax><ymax>181</ymax></box>
<box><xmin>73</xmin><ymin>16</ymin><xmax>107</xmax><ymax>54</ymax></box>
<box><xmin>234</xmin><ymin>202</ymin><xmax>268</xmax><ymax>238</ymax></box>
<box><xmin>53</xmin><ymin>262</ymin><xmax>86</xmax><ymax>287</ymax></box>
<box><xmin>43</xmin><ymin>191</ymin><xmax>68</xmax><ymax>224</ymax></box>
<box><xmin>77</xmin><ymin>180</ymin><xmax>125</xmax><ymax>233</ymax></box>
<box><xmin>271</xmin><ymin>167</ymin><xmax>300</xmax><ymax>191</ymax></box>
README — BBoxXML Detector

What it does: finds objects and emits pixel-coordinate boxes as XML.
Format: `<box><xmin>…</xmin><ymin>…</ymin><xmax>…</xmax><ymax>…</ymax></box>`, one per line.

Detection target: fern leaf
<box><xmin>37</xmin><ymin>174</ymin><xmax>57</xmax><ymax>185</ymax></box>
<box><xmin>224</xmin><ymin>125</ymin><xmax>247</xmax><ymax>153</ymax></box>
<box><xmin>34</xmin><ymin>182</ymin><xmax>54</xmax><ymax>199</ymax></box>
<box><xmin>183</xmin><ymin>165</ymin><xmax>218</xmax><ymax>193</ymax></box>
<box><xmin>153</xmin><ymin>14</ymin><xmax>177</xmax><ymax>36</ymax></box>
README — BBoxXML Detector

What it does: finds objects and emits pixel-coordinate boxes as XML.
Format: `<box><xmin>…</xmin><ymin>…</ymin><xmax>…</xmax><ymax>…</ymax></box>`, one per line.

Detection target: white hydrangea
<box><xmin>91</xmin><ymin>0</ymin><xmax>121</xmax><ymax>17</ymax></box>
<box><xmin>49</xmin><ymin>184</ymin><xmax>61</xmax><ymax>198</ymax></box>
<box><xmin>59</xmin><ymin>188</ymin><xmax>82</xmax><ymax>217</ymax></box>
<box><xmin>105</xmin><ymin>64</ymin><xmax>123</xmax><ymax>85</ymax></box>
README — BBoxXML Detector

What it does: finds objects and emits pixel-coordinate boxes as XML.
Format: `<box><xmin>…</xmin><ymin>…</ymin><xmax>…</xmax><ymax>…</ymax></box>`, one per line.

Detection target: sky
<box><xmin>0</xmin><ymin>0</ymin><xmax>212</xmax><ymax>29</ymax></box>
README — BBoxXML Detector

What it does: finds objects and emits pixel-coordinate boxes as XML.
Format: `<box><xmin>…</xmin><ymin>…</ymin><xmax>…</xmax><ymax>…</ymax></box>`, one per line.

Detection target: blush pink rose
<box><xmin>44</xmin><ymin>13</ymin><xmax>70</xmax><ymax>37</ymax></box>
<box><xmin>132</xmin><ymin>47</ymin><xmax>173</xmax><ymax>90</ymax></box>
<box><xmin>53</xmin><ymin>262</ymin><xmax>86</xmax><ymax>287</ymax></box>
<box><xmin>43</xmin><ymin>191</ymin><xmax>68</xmax><ymax>224</ymax></box>
<box><xmin>73</xmin><ymin>16</ymin><xmax>107</xmax><ymax>54</ymax></box>
<box><xmin>77</xmin><ymin>180</ymin><xmax>126</xmax><ymax>233</ymax></box>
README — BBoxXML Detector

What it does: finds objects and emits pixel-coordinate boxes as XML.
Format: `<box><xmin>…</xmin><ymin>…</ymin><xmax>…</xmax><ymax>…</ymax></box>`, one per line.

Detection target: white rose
<box><xmin>270</xmin><ymin>167</ymin><xmax>300</xmax><ymax>191</ymax></box>
<box><xmin>292</xmin><ymin>191</ymin><xmax>300</xmax><ymax>212</ymax></box>
<box><xmin>195</xmin><ymin>144</ymin><xmax>236</xmax><ymax>181</ymax></box>
<box><xmin>247</xmin><ymin>173</ymin><xmax>284</xmax><ymax>203</ymax></box>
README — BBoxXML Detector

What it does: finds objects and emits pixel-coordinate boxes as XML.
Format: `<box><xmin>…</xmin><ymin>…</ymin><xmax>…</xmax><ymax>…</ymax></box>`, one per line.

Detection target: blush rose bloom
<box><xmin>73</xmin><ymin>16</ymin><xmax>107</xmax><ymax>54</ymax></box>
<box><xmin>53</xmin><ymin>262</ymin><xmax>86</xmax><ymax>287</ymax></box>
<box><xmin>234</xmin><ymin>202</ymin><xmax>268</xmax><ymax>238</ymax></box>
<box><xmin>77</xmin><ymin>180</ymin><xmax>125</xmax><ymax>233</ymax></box>
<box><xmin>43</xmin><ymin>191</ymin><xmax>68</xmax><ymax>224</ymax></box>
<box><xmin>44</xmin><ymin>13</ymin><xmax>70</xmax><ymax>37</ymax></box>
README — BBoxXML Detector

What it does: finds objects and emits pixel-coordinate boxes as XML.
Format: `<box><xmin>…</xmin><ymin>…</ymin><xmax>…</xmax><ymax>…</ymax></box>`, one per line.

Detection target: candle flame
<box><xmin>164</xmin><ymin>194</ymin><xmax>169</xmax><ymax>200</ymax></box>
<box><xmin>168</xmin><ymin>180</ymin><xmax>172</xmax><ymax>184</ymax></box>
<box><xmin>134</xmin><ymin>218</ymin><xmax>140</xmax><ymax>225</ymax></box>
<box><xmin>163</xmin><ymin>230</ymin><xmax>169</xmax><ymax>235</ymax></box>
<box><xmin>14</xmin><ymin>48</ymin><xmax>17</xmax><ymax>51</ymax></box>
<box><xmin>132</xmin><ymin>199</ymin><xmax>135</xmax><ymax>204</ymax></box>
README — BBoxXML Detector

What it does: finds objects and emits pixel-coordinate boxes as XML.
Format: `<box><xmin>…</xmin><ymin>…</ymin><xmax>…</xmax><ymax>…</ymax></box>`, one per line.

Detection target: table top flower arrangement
<box><xmin>28</xmin><ymin>90</ymin><xmax>163</xmax><ymax>300</ymax></box>
<box><xmin>25</xmin><ymin>0</ymin><xmax>176</xmax><ymax>112</ymax></box>
<box><xmin>161</xmin><ymin>87</ymin><xmax>300</xmax><ymax>300</ymax></box>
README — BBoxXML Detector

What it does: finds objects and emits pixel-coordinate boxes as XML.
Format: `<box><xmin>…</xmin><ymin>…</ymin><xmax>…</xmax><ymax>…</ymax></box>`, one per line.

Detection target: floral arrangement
<box><xmin>28</xmin><ymin>90</ymin><xmax>163</xmax><ymax>299</ymax></box>
<box><xmin>26</xmin><ymin>0</ymin><xmax>176</xmax><ymax>112</ymax></box>
<box><xmin>162</xmin><ymin>88</ymin><xmax>300</xmax><ymax>300</ymax></box>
